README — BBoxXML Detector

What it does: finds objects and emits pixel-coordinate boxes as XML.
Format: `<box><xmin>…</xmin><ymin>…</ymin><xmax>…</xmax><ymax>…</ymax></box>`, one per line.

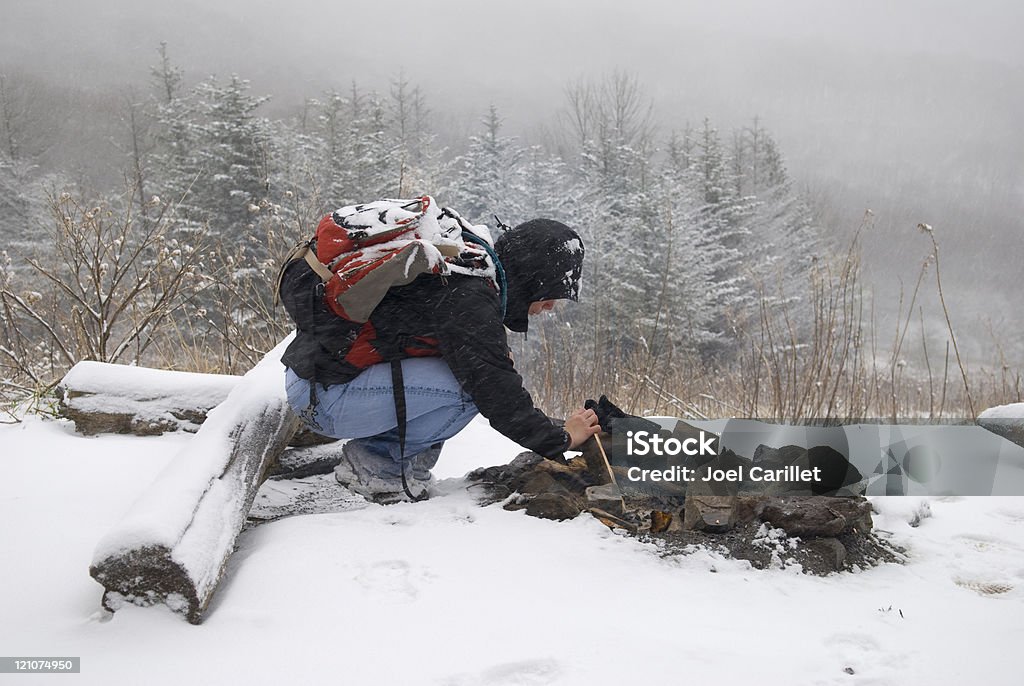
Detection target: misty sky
<box><xmin>5</xmin><ymin>0</ymin><xmax>1021</xmax><ymax>181</ymax></box>
<box><xmin>3</xmin><ymin>0</ymin><xmax>1023</xmax><ymax>357</ymax></box>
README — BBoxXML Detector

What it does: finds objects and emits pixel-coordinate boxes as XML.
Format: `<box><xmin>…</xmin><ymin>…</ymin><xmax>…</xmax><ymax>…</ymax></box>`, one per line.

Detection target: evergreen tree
<box><xmin>190</xmin><ymin>75</ymin><xmax>270</xmax><ymax>232</ymax></box>
<box><xmin>148</xmin><ymin>53</ymin><xmax>197</xmax><ymax>218</ymax></box>
<box><xmin>520</xmin><ymin>144</ymin><xmax>575</xmax><ymax>223</ymax></box>
<box><xmin>0</xmin><ymin>72</ymin><xmax>51</xmax><ymax>249</ymax></box>
<box><xmin>357</xmin><ymin>93</ymin><xmax>401</xmax><ymax>200</ymax></box>
<box><xmin>148</xmin><ymin>62</ymin><xmax>271</xmax><ymax>237</ymax></box>
<box><xmin>560</xmin><ymin>73</ymin><xmax>662</xmax><ymax>357</ymax></box>
<box><xmin>735</xmin><ymin>120</ymin><xmax>821</xmax><ymax>314</ymax></box>
<box><xmin>312</xmin><ymin>88</ymin><xmax>354</xmax><ymax>207</ymax></box>
<box><xmin>389</xmin><ymin>71</ymin><xmax>436</xmax><ymax>196</ymax></box>
<box><xmin>690</xmin><ymin>118</ymin><xmax>755</xmax><ymax>351</ymax></box>
<box><xmin>449</xmin><ymin>105</ymin><xmax>526</xmax><ymax>225</ymax></box>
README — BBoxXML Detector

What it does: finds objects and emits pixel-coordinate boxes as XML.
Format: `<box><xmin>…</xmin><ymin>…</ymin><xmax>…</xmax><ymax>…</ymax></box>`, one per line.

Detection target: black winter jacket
<box><xmin>283</xmin><ymin>273</ymin><xmax>571</xmax><ymax>457</ymax></box>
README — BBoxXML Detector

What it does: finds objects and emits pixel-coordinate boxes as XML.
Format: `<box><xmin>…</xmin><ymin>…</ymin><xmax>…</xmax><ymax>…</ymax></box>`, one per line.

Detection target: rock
<box><xmin>683</xmin><ymin>451</ymin><xmax>749</xmax><ymax>498</ymax></box>
<box><xmin>759</xmin><ymin>496</ymin><xmax>873</xmax><ymax>537</ymax></box>
<box><xmin>612</xmin><ymin>465</ymin><xmax>688</xmax><ymax>501</ymax></box>
<box><xmin>749</xmin><ymin>446</ymin><xmax>811</xmax><ymax>495</ymax></box>
<box><xmin>761</xmin><ymin>498</ymin><xmax>844</xmax><ymax>536</ymax></box>
<box><xmin>289</xmin><ymin>427</ymin><xmax>339</xmax><ymax>448</ymax></box>
<box><xmin>608</xmin><ymin>419</ymin><xmax>722</xmax><ymax>476</ymax></box>
<box><xmin>751</xmin><ymin>445</ymin><xmax>863</xmax><ymax>495</ymax></box>
<box><xmin>606</xmin><ymin>417</ymin><xmax>676</xmax><ymax>467</ymax></box>
<box><xmin>269</xmin><ymin>443</ymin><xmax>345</xmax><ymax>479</ymax></box>
<box><xmin>533</xmin><ymin>455</ymin><xmax>593</xmax><ymax>493</ymax></box>
<box><xmin>803</xmin><ymin>537</ymin><xmax>848</xmax><ymax>571</ymax></box>
<box><xmin>466</xmin><ymin>451</ymin><xmax>543</xmax><ymax>486</ymax></box>
<box><xmin>466</xmin><ymin>442</ymin><xmax>878</xmax><ymax>546</ymax></box>
<box><xmin>508</xmin><ymin>451</ymin><xmax>547</xmax><ymax>470</ymax></box>
<box><xmin>585</xmin><ymin>483</ymin><xmax>625</xmax><ymax>516</ymax></box>
<box><xmin>752</xmin><ymin>444</ymin><xmax>807</xmax><ymax>467</ymax></box>
<box><xmin>524</xmin><ymin>493</ymin><xmax>582</xmax><ymax>521</ymax></box>
<box><xmin>734</xmin><ymin>494</ymin><xmax>769</xmax><ymax>524</ymax></box>
<box><xmin>683</xmin><ymin>495</ymin><xmax>737</xmax><ymax>532</ymax></box>
<box><xmin>468</xmin><ymin>451</ymin><xmax>610</xmax><ymax>520</ymax></box>
<box><xmin>582</xmin><ymin>433</ymin><xmax>617</xmax><ymax>482</ymax></box>
<box><xmin>678</xmin><ymin>453</ymin><xmax>751</xmax><ymax>531</ymax></box>
<box><xmin>520</xmin><ymin>471</ymin><xmax>571</xmax><ymax>498</ymax></box>
<box><xmin>669</xmin><ymin>420</ymin><xmax>722</xmax><ymax>470</ymax></box>
<box><xmin>977</xmin><ymin>403</ymin><xmax>1024</xmax><ymax>449</ymax></box>
<box><xmin>807</xmin><ymin>446</ymin><xmax>864</xmax><ymax>495</ymax></box>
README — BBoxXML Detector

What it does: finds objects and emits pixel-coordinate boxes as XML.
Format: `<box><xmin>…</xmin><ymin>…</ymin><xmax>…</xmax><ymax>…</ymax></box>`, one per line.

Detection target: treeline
<box><xmin>0</xmin><ymin>46</ymin><xmax>825</xmax><ymax>409</ymax></box>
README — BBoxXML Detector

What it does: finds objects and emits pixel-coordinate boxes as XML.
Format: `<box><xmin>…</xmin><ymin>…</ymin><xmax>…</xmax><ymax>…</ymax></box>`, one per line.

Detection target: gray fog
<box><xmin>3</xmin><ymin>0</ymin><xmax>1023</xmax><ymax>362</ymax></box>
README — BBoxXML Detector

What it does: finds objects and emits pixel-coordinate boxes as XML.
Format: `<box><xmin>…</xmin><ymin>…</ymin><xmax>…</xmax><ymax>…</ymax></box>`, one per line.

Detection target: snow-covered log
<box><xmin>57</xmin><ymin>360</ymin><xmax>330</xmax><ymax>447</ymax></box>
<box><xmin>89</xmin><ymin>336</ymin><xmax>300</xmax><ymax>624</ymax></box>
<box><xmin>977</xmin><ymin>403</ymin><xmax>1024</xmax><ymax>449</ymax></box>
<box><xmin>58</xmin><ymin>362</ymin><xmax>242</xmax><ymax>435</ymax></box>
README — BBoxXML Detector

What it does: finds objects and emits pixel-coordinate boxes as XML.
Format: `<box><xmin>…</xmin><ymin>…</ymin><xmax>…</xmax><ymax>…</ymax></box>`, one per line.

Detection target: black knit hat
<box><xmin>494</xmin><ymin>219</ymin><xmax>584</xmax><ymax>333</ymax></box>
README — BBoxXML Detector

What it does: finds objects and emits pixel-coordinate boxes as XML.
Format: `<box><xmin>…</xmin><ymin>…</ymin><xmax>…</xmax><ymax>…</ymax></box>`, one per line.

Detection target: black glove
<box><xmin>583</xmin><ymin>394</ymin><xmax>664</xmax><ymax>435</ymax></box>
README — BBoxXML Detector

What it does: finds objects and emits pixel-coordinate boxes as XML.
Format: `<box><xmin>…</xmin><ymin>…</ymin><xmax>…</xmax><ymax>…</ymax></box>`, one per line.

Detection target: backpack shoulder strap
<box><xmin>302</xmin><ymin>246</ymin><xmax>335</xmax><ymax>283</ymax></box>
<box><xmin>273</xmin><ymin>240</ymin><xmax>336</xmax><ymax>307</ymax></box>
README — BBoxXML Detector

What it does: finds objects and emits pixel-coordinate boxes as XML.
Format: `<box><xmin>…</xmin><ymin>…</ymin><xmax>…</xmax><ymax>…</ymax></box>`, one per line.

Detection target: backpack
<box><xmin>276</xmin><ymin>196</ymin><xmax>503</xmax><ymax>331</ymax></box>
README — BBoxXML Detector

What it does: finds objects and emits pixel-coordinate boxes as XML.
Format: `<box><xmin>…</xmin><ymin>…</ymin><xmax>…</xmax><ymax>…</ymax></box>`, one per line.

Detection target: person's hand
<box><xmin>564</xmin><ymin>407</ymin><xmax>601</xmax><ymax>449</ymax></box>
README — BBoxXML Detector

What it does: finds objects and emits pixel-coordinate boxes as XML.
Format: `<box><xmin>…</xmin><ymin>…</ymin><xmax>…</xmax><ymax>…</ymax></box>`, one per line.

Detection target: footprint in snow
<box><xmin>353</xmin><ymin>559</ymin><xmax>434</xmax><ymax>603</ymax></box>
<box><xmin>946</xmin><ymin>532</ymin><xmax>1020</xmax><ymax>595</ymax></box>
<box><xmin>952</xmin><ymin>532</ymin><xmax>1022</xmax><ymax>554</ymax></box>
<box><xmin>953</xmin><ymin>577</ymin><xmax>1015</xmax><ymax>597</ymax></box>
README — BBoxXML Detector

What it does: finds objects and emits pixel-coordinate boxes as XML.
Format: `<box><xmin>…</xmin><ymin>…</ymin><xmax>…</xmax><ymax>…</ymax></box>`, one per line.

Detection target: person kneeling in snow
<box><xmin>280</xmin><ymin>201</ymin><xmax>600</xmax><ymax>504</ymax></box>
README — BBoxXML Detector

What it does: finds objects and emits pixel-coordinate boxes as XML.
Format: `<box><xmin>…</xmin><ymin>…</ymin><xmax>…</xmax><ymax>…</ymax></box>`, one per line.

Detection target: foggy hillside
<box><xmin>2</xmin><ymin>0</ymin><xmax>1022</xmax><ymax>367</ymax></box>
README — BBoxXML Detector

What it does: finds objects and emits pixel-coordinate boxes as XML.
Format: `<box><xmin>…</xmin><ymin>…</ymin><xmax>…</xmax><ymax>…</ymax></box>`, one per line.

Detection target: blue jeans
<box><xmin>285</xmin><ymin>358</ymin><xmax>479</xmax><ymax>475</ymax></box>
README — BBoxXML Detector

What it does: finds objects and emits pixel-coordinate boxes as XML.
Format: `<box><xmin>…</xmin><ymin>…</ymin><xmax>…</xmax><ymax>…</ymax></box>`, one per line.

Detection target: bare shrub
<box><xmin>0</xmin><ymin>187</ymin><xmax>205</xmax><ymax>411</ymax></box>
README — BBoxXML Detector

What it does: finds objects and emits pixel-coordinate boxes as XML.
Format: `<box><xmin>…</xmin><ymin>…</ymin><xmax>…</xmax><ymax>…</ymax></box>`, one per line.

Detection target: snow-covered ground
<box><xmin>2</xmin><ymin>415</ymin><xmax>1023</xmax><ymax>685</ymax></box>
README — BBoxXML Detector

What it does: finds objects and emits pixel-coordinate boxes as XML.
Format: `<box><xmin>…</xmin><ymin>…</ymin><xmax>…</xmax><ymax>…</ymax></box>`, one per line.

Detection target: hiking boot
<box><xmin>334</xmin><ymin>440</ymin><xmax>430</xmax><ymax>504</ymax></box>
<box><xmin>410</xmin><ymin>441</ymin><xmax>444</xmax><ymax>481</ymax></box>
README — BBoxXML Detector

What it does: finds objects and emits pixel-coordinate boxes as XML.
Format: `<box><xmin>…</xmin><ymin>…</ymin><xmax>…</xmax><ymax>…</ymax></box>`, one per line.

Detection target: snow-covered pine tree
<box><xmin>357</xmin><ymin>93</ymin><xmax>402</xmax><ymax>199</ymax></box>
<box><xmin>0</xmin><ymin>73</ymin><xmax>49</xmax><ymax>247</ymax></box>
<box><xmin>687</xmin><ymin>118</ymin><xmax>756</xmax><ymax>356</ymax></box>
<box><xmin>189</xmin><ymin>75</ymin><xmax>270</xmax><ymax>235</ymax></box>
<box><xmin>520</xmin><ymin>144</ymin><xmax>576</xmax><ymax>223</ymax></box>
<box><xmin>650</xmin><ymin>132</ymin><xmax>729</xmax><ymax>353</ymax></box>
<box><xmin>561</xmin><ymin>73</ymin><xmax>664</xmax><ymax>358</ymax></box>
<box><xmin>389</xmin><ymin>72</ymin><xmax>439</xmax><ymax>197</ymax></box>
<box><xmin>311</xmin><ymin>88</ymin><xmax>356</xmax><ymax>207</ymax></box>
<box><xmin>152</xmin><ymin>42</ymin><xmax>183</xmax><ymax>107</ymax></box>
<box><xmin>148</xmin><ymin>63</ymin><xmax>271</xmax><ymax>241</ymax></box>
<box><xmin>731</xmin><ymin>119</ymin><xmax>821</xmax><ymax>326</ymax></box>
<box><xmin>448</xmin><ymin>105</ymin><xmax>527</xmax><ymax>226</ymax></box>
<box><xmin>147</xmin><ymin>45</ymin><xmax>199</xmax><ymax>222</ymax></box>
